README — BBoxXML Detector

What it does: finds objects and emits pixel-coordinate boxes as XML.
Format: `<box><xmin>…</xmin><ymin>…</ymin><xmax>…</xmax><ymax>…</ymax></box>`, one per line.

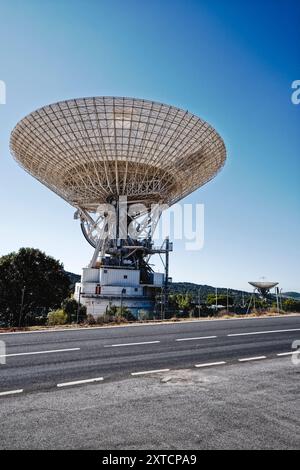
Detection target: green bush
<box><xmin>282</xmin><ymin>299</ymin><xmax>300</xmax><ymax>312</ymax></box>
<box><xmin>61</xmin><ymin>297</ymin><xmax>87</xmax><ymax>323</ymax></box>
<box><xmin>86</xmin><ymin>314</ymin><xmax>96</xmax><ymax>325</ymax></box>
<box><xmin>138</xmin><ymin>309</ymin><xmax>151</xmax><ymax>321</ymax></box>
<box><xmin>116</xmin><ymin>306</ymin><xmax>135</xmax><ymax>321</ymax></box>
<box><xmin>105</xmin><ymin>304</ymin><xmax>134</xmax><ymax>320</ymax></box>
<box><xmin>95</xmin><ymin>314</ymin><xmax>116</xmax><ymax>325</ymax></box>
<box><xmin>47</xmin><ymin>309</ymin><xmax>68</xmax><ymax>326</ymax></box>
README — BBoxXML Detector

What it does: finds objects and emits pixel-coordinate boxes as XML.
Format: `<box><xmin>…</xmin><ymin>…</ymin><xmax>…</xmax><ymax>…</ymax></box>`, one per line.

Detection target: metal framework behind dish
<box><xmin>10</xmin><ymin>97</ymin><xmax>226</xmax><ymax>213</ymax></box>
<box><xmin>74</xmin><ymin>202</ymin><xmax>164</xmax><ymax>268</ymax></box>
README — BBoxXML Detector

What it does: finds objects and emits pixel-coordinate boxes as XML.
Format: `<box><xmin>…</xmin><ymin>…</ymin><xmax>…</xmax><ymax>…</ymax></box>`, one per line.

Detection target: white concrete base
<box><xmin>79</xmin><ymin>294</ymin><xmax>155</xmax><ymax>318</ymax></box>
<box><xmin>74</xmin><ymin>265</ymin><xmax>162</xmax><ymax>318</ymax></box>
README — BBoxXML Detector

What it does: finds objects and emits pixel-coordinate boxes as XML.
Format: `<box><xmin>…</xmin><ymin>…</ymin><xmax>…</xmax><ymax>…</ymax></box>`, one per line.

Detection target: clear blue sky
<box><xmin>0</xmin><ymin>0</ymin><xmax>299</xmax><ymax>292</ymax></box>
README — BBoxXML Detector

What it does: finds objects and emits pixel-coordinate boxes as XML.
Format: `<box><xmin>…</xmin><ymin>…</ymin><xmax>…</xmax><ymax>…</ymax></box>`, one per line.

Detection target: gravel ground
<box><xmin>0</xmin><ymin>357</ymin><xmax>299</xmax><ymax>450</ymax></box>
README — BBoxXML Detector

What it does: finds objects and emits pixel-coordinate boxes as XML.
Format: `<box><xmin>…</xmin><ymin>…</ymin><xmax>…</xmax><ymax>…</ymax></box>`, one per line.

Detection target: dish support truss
<box><xmin>74</xmin><ymin>198</ymin><xmax>168</xmax><ymax>269</ymax></box>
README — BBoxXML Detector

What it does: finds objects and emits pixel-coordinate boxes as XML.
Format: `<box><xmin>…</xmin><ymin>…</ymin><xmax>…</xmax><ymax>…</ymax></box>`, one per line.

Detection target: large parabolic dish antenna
<box><xmin>10</xmin><ymin>96</ymin><xmax>226</xmax><ymax>317</ymax></box>
<box><xmin>10</xmin><ymin>96</ymin><xmax>226</xmax><ymax>211</ymax></box>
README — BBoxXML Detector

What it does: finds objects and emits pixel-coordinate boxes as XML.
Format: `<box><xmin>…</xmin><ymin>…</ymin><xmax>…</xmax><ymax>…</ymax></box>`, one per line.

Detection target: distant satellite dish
<box><xmin>249</xmin><ymin>281</ymin><xmax>279</xmax><ymax>290</ymax></box>
<box><xmin>249</xmin><ymin>281</ymin><xmax>279</xmax><ymax>299</ymax></box>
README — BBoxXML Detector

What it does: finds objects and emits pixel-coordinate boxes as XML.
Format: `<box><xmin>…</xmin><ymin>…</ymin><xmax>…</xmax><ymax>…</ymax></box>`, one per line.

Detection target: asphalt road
<box><xmin>0</xmin><ymin>357</ymin><xmax>299</xmax><ymax>449</ymax></box>
<box><xmin>0</xmin><ymin>315</ymin><xmax>299</xmax><ymax>394</ymax></box>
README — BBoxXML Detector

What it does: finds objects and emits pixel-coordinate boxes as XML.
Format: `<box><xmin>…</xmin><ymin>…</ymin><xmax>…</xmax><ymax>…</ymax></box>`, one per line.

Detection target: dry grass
<box><xmin>0</xmin><ymin>310</ymin><xmax>299</xmax><ymax>334</ymax></box>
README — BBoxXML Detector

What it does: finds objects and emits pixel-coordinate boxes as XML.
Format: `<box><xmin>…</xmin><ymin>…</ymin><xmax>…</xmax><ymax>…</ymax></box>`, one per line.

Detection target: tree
<box><xmin>168</xmin><ymin>293</ymin><xmax>193</xmax><ymax>317</ymax></box>
<box><xmin>176</xmin><ymin>293</ymin><xmax>193</xmax><ymax>311</ymax></box>
<box><xmin>282</xmin><ymin>298</ymin><xmax>300</xmax><ymax>312</ymax></box>
<box><xmin>0</xmin><ymin>248</ymin><xmax>70</xmax><ymax>327</ymax></box>
<box><xmin>105</xmin><ymin>304</ymin><xmax>135</xmax><ymax>321</ymax></box>
<box><xmin>206</xmin><ymin>293</ymin><xmax>234</xmax><ymax>307</ymax></box>
<box><xmin>61</xmin><ymin>297</ymin><xmax>86</xmax><ymax>323</ymax></box>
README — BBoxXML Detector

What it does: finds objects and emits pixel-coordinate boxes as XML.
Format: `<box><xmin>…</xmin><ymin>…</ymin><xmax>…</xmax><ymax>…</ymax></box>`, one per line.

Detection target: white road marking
<box><xmin>277</xmin><ymin>351</ymin><xmax>295</xmax><ymax>356</ymax></box>
<box><xmin>176</xmin><ymin>336</ymin><xmax>217</xmax><ymax>342</ymax></box>
<box><xmin>0</xmin><ymin>389</ymin><xmax>23</xmax><ymax>397</ymax></box>
<box><xmin>0</xmin><ymin>347</ymin><xmax>80</xmax><ymax>358</ymax></box>
<box><xmin>131</xmin><ymin>368</ymin><xmax>170</xmax><ymax>376</ymax></box>
<box><xmin>195</xmin><ymin>361</ymin><xmax>226</xmax><ymax>368</ymax></box>
<box><xmin>228</xmin><ymin>328</ymin><xmax>300</xmax><ymax>337</ymax></box>
<box><xmin>57</xmin><ymin>377</ymin><xmax>104</xmax><ymax>387</ymax></box>
<box><xmin>105</xmin><ymin>341</ymin><xmax>160</xmax><ymax>347</ymax></box>
<box><xmin>238</xmin><ymin>356</ymin><xmax>266</xmax><ymax>362</ymax></box>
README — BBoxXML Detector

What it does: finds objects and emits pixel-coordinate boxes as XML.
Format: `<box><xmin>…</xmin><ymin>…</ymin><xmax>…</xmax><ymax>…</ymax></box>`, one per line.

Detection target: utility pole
<box><xmin>279</xmin><ymin>288</ymin><xmax>283</xmax><ymax>311</ymax></box>
<box><xmin>164</xmin><ymin>237</ymin><xmax>170</xmax><ymax>318</ymax></box>
<box><xmin>276</xmin><ymin>287</ymin><xmax>280</xmax><ymax>314</ymax></box>
<box><xmin>226</xmin><ymin>288</ymin><xmax>229</xmax><ymax>312</ymax></box>
<box><xmin>76</xmin><ymin>286</ymin><xmax>82</xmax><ymax>324</ymax></box>
<box><xmin>215</xmin><ymin>287</ymin><xmax>218</xmax><ymax>313</ymax></box>
<box><xmin>19</xmin><ymin>285</ymin><xmax>26</xmax><ymax>327</ymax></box>
<box><xmin>198</xmin><ymin>287</ymin><xmax>201</xmax><ymax>318</ymax></box>
<box><xmin>120</xmin><ymin>288</ymin><xmax>126</xmax><ymax>313</ymax></box>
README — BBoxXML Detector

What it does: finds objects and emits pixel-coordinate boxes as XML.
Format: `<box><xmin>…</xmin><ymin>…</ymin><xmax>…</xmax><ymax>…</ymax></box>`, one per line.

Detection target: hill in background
<box><xmin>169</xmin><ymin>282</ymin><xmax>251</xmax><ymax>302</ymax></box>
<box><xmin>66</xmin><ymin>272</ymin><xmax>251</xmax><ymax>301</ymax></box>
<box><xmin>65</xmin><ymin>271</ymin><xmax>81</xmax><ymax>290</ymax></box>
<box><xmin>282</xmin><ymin>292</ymin><xmax>300</xmax><ymax>300</ymax></box>
<box><xmin>66</xmin><ymin>272</ymin><xmax>299</xmax><ymax>302</ymax></box>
